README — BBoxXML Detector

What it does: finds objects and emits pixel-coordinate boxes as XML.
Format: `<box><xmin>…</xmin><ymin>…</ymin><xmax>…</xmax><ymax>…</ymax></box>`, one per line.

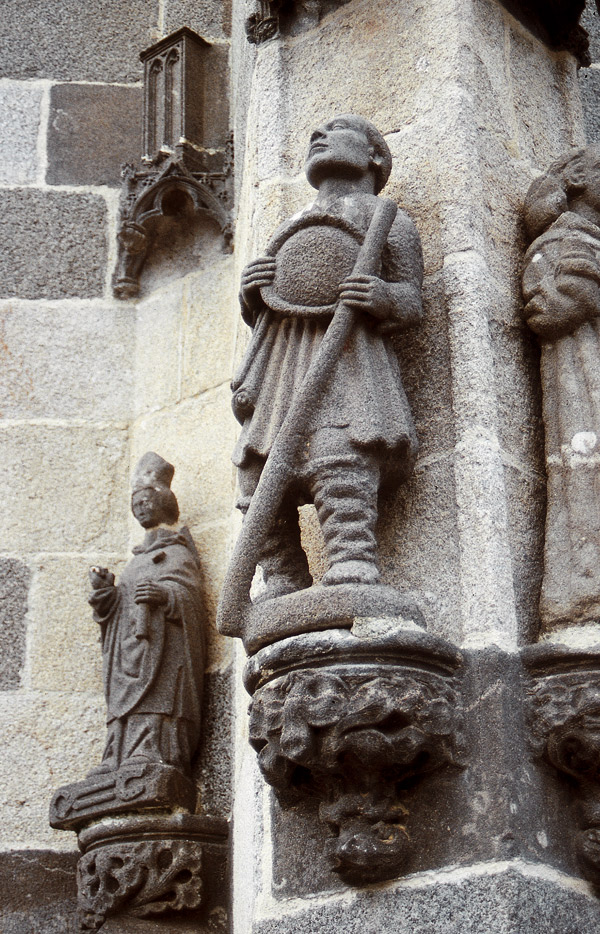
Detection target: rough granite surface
<box><xmin>0</xmin><ymin>190</ymin><xmax>107</xmax><ymax>299</ymax></box>
<box><xmin>47</xmin><ymin>84</ymin><xmax>143</xmax><ymax>187</ymax></box>
<box><xmin>0</xmin><ymin>558</ymin><xmax>29</xmax><ymax>689</ymax></box>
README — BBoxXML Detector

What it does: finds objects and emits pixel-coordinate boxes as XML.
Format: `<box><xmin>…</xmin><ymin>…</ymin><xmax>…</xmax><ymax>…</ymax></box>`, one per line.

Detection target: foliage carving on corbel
<box><xmin>249</xmin><ymin>666</ymin><xmax>463</xmax><ymax>883</ymax></box>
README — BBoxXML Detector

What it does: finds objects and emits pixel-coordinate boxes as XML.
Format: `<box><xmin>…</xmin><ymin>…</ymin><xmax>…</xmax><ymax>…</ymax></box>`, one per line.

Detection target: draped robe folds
<box><xmin>523</xmin><ymin>212</ymin><xmax>600</xmax><ymax>629</ymax></box>
<box><xmin>89</xmin><ymin>527</ymin><xmax>205</xmax><ymax>766</ymax></box>
<box><xmin>231</xmin><ymin>194</ymin><xmax>423</xmax><ymax>482</ymax></box>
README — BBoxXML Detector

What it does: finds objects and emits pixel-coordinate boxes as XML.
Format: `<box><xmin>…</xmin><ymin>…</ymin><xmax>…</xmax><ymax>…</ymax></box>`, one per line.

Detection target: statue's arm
<box><xmin>339</xmin><ymin>210</ymin><xmax>423</xmax><ymax>329</ymax></box>
<box><xmin>136</xmin><ymin>550</ymin><xmax>201</xmax><ymax>626</ymax></box>
<box><xmin>239</xmin><ymin>256</ymin><xmax>276</xmax><ymax>326</ymax></box>
<box><xmin>88</xmin><ymin>567</ymin><xmax>119</xmax><ymax>626</ymax></box>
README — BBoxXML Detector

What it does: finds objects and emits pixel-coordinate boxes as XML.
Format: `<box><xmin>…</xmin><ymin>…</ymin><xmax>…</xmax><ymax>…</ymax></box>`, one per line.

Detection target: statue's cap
<box><xmin>131</xmin><ymin>451</ymin><xmax>175</xmax><ymax>494</ymax></box>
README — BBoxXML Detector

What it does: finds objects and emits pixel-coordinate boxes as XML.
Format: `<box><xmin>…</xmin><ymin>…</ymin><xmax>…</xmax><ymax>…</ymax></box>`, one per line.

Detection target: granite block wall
<box><xmin>3</xmin><ymin>0</ymin><xmax>600</xmax><ymax>932</ymax></box>
<box><xmin>0</xmin><ymin>2</ymin><xmax>235</xmax><ymax>930</ymax></box>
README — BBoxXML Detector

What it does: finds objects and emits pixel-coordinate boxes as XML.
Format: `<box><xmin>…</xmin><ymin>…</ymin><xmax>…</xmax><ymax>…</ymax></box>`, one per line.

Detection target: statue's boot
<box><xmin>254</xmin><ymin>500</ymin><xmax>313</xmax><ymax>601</ymax></box>
<box><xmin>311</xmin><ymin>462</ymin><xmax>380</xmax><ymax>586</ymax></box>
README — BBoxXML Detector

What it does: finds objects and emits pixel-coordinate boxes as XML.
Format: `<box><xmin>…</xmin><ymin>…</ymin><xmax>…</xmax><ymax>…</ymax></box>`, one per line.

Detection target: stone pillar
<box><xmin>228</xmin><ymin>0</ymin><xmax>600</xmax><ymax>930</ymax></box>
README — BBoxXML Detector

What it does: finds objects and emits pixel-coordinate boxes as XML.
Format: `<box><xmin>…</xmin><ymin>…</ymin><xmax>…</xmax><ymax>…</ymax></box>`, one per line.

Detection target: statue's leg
<box><xmin>308</xmin><ymin>430</ymin><xmax>380</xmax><ymax>586</ymax></box>
<box><xmin>237</xmin><ymin>455</ymin><xmax>312</xmax><ymax>600</ymax></box>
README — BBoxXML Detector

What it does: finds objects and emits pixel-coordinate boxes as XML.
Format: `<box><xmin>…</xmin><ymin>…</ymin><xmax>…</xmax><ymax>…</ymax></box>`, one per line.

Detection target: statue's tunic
<box><xmin>231</xmin><ymin>193</ymin><xmax>422</xmax><ymax>482</ymax></box>
<box><xmin>523</xmin><ymin>212</ymin><xmax>600</xmax><ymax>628</ymax></box>
<box><xmin>89</xmin><ymin>527</ymin><xmax>205</xmax><ymax>765</ymax></box>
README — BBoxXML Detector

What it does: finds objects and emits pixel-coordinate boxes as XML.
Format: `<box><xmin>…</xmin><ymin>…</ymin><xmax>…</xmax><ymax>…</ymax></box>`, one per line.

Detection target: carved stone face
<box><xmin>131</xmin><ymin>488</ymin><xmax>165</xmax><ymax>529</ymax></box>
<box><xmin>305</xmin><ymin>117</ymin><xmax>374</xmax><ymax>190</ymax></box>
<box><xmin>582</xmin><ymin>146</ymin><xmax>600</xmax><ymax>217</ymax></box>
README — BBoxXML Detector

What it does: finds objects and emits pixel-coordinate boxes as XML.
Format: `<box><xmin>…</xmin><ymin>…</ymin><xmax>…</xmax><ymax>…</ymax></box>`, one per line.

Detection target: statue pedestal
<box><xmin>74</xmin><ymin>813</ymin><xmax>228</xmax><ymax>932</ymax></box>
<box><xmin>243</xmin><ymin>582</ymin><xmax>425</xmax><ymax>653</ymax></box>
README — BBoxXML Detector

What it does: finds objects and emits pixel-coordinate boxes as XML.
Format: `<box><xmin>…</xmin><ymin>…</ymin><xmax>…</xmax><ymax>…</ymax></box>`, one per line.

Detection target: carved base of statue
<box><xmin>243</xmin><ymin>581</ymin><xmax>425</xmax><ymax>653</ymax></box>
<box><xmin>244</xmin><ymin>625</ymin><xmax>463</xmax><ymax>884</ymax></box>
<box><xmin>50</xmin><ymin>760</ymin><xmax>196</xmax><ymax>831</ymax></box>
<box><xmin>74</xmin><ymin>813</ymin><xmax>228</xmax><ymax>932</ymax></box>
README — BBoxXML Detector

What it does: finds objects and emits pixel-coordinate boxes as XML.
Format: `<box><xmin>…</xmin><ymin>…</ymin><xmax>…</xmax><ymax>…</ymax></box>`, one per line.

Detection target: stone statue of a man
<box><xmin>88</xmin><ymin>452</ymin><xmax>205</xmax><ymax>774</ymax></box>
<box><xmin>231</xmin><ymin>114</ymin><xmax>423</xmax><ymax>603</ymax></box>
<box><xmin>523</xmin><ymin>145</ymin><xmax>600</xmax><ymax>632</ymax></box>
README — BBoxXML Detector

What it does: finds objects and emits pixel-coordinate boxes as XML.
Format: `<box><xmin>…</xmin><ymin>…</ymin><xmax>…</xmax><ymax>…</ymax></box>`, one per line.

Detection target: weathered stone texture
<box><xmin>195</xmin><ymin>668</ymin><xmax>233</xmax><ymax>817</ymax></box>
<box><xmin>134</xmin><ymin>279</ymin><xmax>186</xmax><ymax>415</ymax></box>
<box><xmin>191</xmin><ymin>521</ymin><xmax>235</xmax><ymax>670</ymax></box>
<box><xmin>164</xmin><ymin>0</ymin><xmax>231</xmax><ymax>38</ymax></box>
<box><xmin>253</xmin><ymin>869</ymin><xmax>600</xmax><ymax>934</ymax></box>
<box><xmin>0</xmin><ymin>558</ymin><xmax>29</xmax><ymax>689</ymax></box>
<box><xmin>582</xmin><ymin>2</ymin><xmax>600</xmax><ymax>62</ymax></box>
<box><xmin>0</xmin><ymin>83</ymin><xmax>42</xmax><ymax>185</ymax></box>
<box><xmin>134</xmin><ymin>257</ymin><xmax>234</xmax><ymax>415</ymax></box>
<box><xmin>396</xmin><ymin>272</ymin><xmax>454</xmax><ymax>461</ymax></box>
<box><xmin>47</xmin><ymin>84</ymin><xmax>142</xmax><ymax>187</ymax></box>
<box><xmin>0</xmin><ymin>302</ymin><xmax>134</xmax><ymax>419</ymax></box>
<box><xmin>0</xmin><ymin>850</ymin><xmax>78</xmax><ymax>934</ymax></box>
<box><xmin>27</xmin><ymin>555</ymin><xmax>126</xmax><ymax>693</ymax></box>
<box><xmin>0</xmin><ymin>693</ymin><xmax>105</xmax><ymax>849</ymax></box>
<box><xmin>136</xmin><ymin>214</ymin><xmax>227</xmax><ymax>299</ymax></box>
<box><xmin>579</xmin><ymin>68</ymin><xmax>600</xmax><ymax>143</ymax></box>
<box><xmin>182</xmin><ymin>257</ymin><xmax>236</xmax><ymax>398</ymax></box>
<box><xmin>0</xmin><ymin>0</ymin><xmax>156</xmax><ymax>81</ymax></box>
<box><xmin>379</xmin><ymin>457</ymin><xmax>461</xmax><ymax>643</ymax></box>
<box><xmin>0</xmin><ymin>424</ymin><xmax>129</xmax><ymax>554</ymax></box>
<box><xmin>508</xmin><ymin>24</ymin><xmax>583</xmax><ymax>167</ymax></box>
<box><xmin>131</xmin><ymin>387</ymin><xmax>236</xmax><ymax>537</ymax></box>
<box><xmin>0</xmin><ymin>191</ymin><xmax>107</xmax><ymax>299</ymax></box>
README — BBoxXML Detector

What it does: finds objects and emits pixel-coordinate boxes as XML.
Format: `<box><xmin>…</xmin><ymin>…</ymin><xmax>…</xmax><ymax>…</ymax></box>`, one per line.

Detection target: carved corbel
<box><xmin>525</xmin><ymin>646</ymin><xmax>600</xmax><ymax>881</ymax></box>
<box><xmin>76</xmin><ymin>814</ymin><xmax>227</xmax><ymax>932</ymax></box>
<box><xmin>113</xmin><ymin>157</ymin><xmax>233</xmax><ymax>298</ymax></box>
<box><xmin>498</xmin><ymin>0</ymin><xmax>593</xmax><ymax>64</ymax></box>
<box><xmin>113</xmin><ymin>27</ymin><xmax>233</xmax><ymax>298</ymax></box>
<box><xmin>244</xmin><ymin>0</ymin><xmax>332</xmax><ymax>43</ymax></box>
<box><xmin>245</xmin><ymin>628</ymin><xmax>464</xmax><ymax>883</ymax></box>
<box><xmin>246</xmin><ymin>0</ymin><xmax>281</xmax><ymax>43</ymax></box>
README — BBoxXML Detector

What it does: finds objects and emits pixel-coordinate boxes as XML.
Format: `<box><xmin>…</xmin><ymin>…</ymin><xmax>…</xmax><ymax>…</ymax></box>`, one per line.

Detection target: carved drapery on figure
<box><xmin>522</xmin><ymin>146</ymin><xmax>600</xmax><ymax>634</ymax></box>
<box><xmin>49</xmin><ymin>454</ymin><xmax>225</xmax><ymax>932</ymax></box>
<box><xmin>51</xmin><ymin>452</ymin><xmax>205</xmax><ymax>828</ymax></box>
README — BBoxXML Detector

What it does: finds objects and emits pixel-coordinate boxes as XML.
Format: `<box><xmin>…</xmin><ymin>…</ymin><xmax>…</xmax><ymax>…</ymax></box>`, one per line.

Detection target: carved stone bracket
<box><xmin>525</xmin><ymin>644</ymin><xmax>600</xmax><ymax>881</ymax></box>
<box><xmin>113</xmin><ymin>153</ymin><xmax>233</xmax><ymax>299</ymax></box>
<box><xmin>244</xmin><ymin>0</ymin><xmax>345</xmax><ymax>44</ymax></box>
<box><xmin>113</xmin><ymin>28</ymin><xmax>233</xmax><ymax>298</ymax></box>
<box><xmin>246</xmin><ymin>0</ymin><xmax>281</xmax><ymax>42</ymax></box>
<box><xmin>75</xmin><ymin>814</ymin><xmax>228</xmax><ymax>932</ymax></box>
<box><xmin>245</xmin><ymin>627</ymin><xmax>464</xmax><ymax>884</ymax></box>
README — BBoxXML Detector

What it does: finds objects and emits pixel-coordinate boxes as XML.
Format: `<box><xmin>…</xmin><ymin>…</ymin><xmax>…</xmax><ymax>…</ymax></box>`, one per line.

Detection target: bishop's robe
<box><xmin>89</xmin><ymin>526</ymin><xmax>205</xmax><ymax>770</ymax></box>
